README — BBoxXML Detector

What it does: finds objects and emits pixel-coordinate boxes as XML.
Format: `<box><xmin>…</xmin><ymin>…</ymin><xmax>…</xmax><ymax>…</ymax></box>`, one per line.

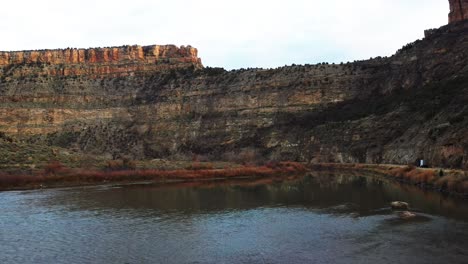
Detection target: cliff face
<box><xmin>0</xmin><ymin>23</ymin><xmax>467</xmax><ymax>169</ymax></box>
<box><xmin>0</xmin><ymin>45</ymin><xmax>202</xmax><ymax>77</ymax></box>
<box><xmin>449</xmin><ymin>0</ymin><xmax>468</xmax><ymax>23</ymax></box>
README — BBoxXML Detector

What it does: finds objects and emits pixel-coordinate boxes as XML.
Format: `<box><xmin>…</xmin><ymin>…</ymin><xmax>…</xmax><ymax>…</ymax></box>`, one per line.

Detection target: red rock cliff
<box><xmin>449</xmin><ymin>0</ymin><xmax>468</xmax><ymax>23</ymax></box>
<box><xmin>0</xmin><ymin>45</ymin><xmax>202</xmax><ymax>77</ymax></box>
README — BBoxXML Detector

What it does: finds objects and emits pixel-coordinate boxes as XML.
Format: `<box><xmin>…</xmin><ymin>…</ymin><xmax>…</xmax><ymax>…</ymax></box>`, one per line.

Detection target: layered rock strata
<box><xmin>0</xmin><ymin>21</ymin><xmax>467</xmax><ymax>169</ymax></box>
<box><xmin>0</xmin><ymin>45</ymin><xmax>202</xmax><ymax>77</ymax></box>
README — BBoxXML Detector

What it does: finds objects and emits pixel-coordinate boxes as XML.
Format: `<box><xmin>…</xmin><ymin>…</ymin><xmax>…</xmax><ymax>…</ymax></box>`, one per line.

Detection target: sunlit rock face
<box><xmin>0</xmin><ymin>23</ymin><xmax>467</xmax><ymax>168</ymax></box>
<box><xmin>0</xmin><ymin>45</ymin><xmax>202</xmax><ymax>77</ymax></box>
<box><xmin>449</xmin><ymin>0</ymin><xmax>468</xmax><ymax>23</ymax></box>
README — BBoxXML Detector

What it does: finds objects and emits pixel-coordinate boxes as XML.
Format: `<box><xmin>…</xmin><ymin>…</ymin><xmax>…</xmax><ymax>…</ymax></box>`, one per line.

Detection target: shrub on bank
<box><xmin>43</xmin><ymin>161</ymin><xmax>65</xmax><ymax>175</ymax></box>
<box><xmin>105</xmin><ymin>158</ymin><xmax>137</xmax><ymax>171</ymax></box>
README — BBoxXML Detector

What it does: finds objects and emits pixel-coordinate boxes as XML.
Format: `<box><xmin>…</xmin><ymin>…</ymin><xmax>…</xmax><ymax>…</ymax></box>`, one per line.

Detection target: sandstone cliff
<box><xmin>0</xmin><ymin>45</ymin><xmax>202</xmax><ymax>77</ymax></box>
<box><xmin>0</xmin><ymin>15</ymin><xmax>467</xmax><ymax>170</ymax></box>
<box><xmin>449</xmin><ymin>0</ymin><xmax>468</xmax><ymax>23</ymax></box>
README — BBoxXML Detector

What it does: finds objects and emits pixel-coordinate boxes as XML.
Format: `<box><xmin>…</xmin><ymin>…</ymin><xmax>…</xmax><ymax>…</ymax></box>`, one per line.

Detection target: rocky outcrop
<box><xmin>0</xmin><ymin>45</ymin><xmax>202</xmax><ymax>77</ymax></box>
<box><xmin>449</xmin><ymin>0</ymin><xmax>468</xmax><ymax>23</ymax></box>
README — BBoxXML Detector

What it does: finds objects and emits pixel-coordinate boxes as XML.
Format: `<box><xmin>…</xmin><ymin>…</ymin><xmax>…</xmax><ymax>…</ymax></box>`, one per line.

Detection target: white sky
<box><xmin>0</xmin><ymin>0</ymin><xmax>448</xmax><ymax>69</ymax></box>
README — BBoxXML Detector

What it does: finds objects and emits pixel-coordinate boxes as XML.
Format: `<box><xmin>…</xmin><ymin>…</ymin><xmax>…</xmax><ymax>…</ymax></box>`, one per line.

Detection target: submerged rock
<box><xmin>326</xmin><ymin>203</ymin><xmax>360</xmax><ymax>215</ymax></box>
<box><xmin>391</xmin><ymin>201</ymin><xmax>409</xmax><ymax>210</ymax></box>
<box><xmin>397</xmin><ymin>211</ymin><xmax>417</xmax><ymax>220</ymax></box>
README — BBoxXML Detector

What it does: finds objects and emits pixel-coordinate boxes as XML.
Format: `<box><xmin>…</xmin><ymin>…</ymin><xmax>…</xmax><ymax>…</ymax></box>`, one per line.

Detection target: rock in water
<box><xmin>398</xmin><ymin>211</ymin><xmax>417</xmax><ymax>220</ymax></box>
<box><xmin>391</xmin><ymin>201</ymin><xmax>409</xmax><ymax>210</ymax></box>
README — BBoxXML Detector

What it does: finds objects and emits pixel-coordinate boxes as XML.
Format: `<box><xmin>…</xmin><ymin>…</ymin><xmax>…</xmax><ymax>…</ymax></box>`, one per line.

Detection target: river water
<box><xmin>1</xmin><ymin>174</ymin><xmax>468</xmax><ymax>264</ymax></box>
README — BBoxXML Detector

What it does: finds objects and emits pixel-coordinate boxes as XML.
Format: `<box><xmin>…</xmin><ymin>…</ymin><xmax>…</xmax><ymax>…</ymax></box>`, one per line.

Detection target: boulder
<box><xmin>391</xmin><ymin>201</ymin><xmax>409</xmax><ymax>210</ymax></box>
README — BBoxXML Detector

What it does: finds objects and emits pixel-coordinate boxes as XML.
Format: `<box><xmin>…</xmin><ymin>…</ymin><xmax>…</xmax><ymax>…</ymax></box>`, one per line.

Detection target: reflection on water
<box><xmin>1</xmin><ymin>174</ymin><xmax>468</xmax><ymax>263</ymax></box>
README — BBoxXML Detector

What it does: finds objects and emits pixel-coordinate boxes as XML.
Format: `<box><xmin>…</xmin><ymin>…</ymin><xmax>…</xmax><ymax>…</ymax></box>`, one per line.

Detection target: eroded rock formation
<box><xmin>0</xmin><ymin>45</ymin><xmax>202</xmax><ymax>77</ymax></box>
<box><xmin>449</xmin><ymin>0</ymin><xmax>468</xmax><ymax>23</ymax></box>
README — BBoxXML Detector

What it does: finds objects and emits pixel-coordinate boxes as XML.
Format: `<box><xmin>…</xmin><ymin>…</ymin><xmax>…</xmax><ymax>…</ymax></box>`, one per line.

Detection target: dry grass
<box><xmin>385</xmin><ymin>165</ymin><xmax>468</xmax><ymax>194</ymax></box>
<box><xmin>0</xmin><ymin>161</ymin><xmax>307</xmax><ymax>190</ymax></box>
<box><xmin>307</xmin><ymin>163</ymin><xmax>468</xmax><ymax>195</ymax></box>
<box><xmin>370</xmin><ymin>165</ymin><xmax>468</xmax><ymax>195</ymax></box>
<box><xmin>434</xmin><ymin>175</ymin><xmax>468</xmax><ymax>194</ymax></box>
<box><xmin>387</xmin><ymin>165</ymin><xmax>437</xmax><ymax>184</ymax></box>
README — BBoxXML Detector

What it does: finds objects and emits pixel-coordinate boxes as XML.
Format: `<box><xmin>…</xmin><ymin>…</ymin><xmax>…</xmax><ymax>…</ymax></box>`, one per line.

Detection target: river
<box><xmin>1</xmin><ymin>174</ymin><xmax>468</xmax><ymax>263</ymax></box>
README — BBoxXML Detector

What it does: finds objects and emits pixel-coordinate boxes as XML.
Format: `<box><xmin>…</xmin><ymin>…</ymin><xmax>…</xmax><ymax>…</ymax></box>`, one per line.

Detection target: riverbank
<box><xmin>309</xmin><ymin>163</ymin><xmax>468</xmax><ymax>197</ymax></box>
<box><xmin>1</xmin><ymin>160</ymin><xmax>467</xmax><ymax>196</ymax></box>
<box><xmin>0</xmin><ymin>161</ymin><xmax>307</xmax><ymax>191</ymax></box>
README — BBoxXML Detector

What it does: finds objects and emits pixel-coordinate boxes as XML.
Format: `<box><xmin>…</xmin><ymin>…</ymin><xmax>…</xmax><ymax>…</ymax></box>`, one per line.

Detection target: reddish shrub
<box><xmin>419</xmin><ymin>170</ymin><xmax>436</xmax><ymax>183</ymax></box>
<box><xmin>0</xmin><ymin>161</ymin><xmax>308</xmax><ymax>190</ymax></box>
<box><xmin>106</xmin><ymin>159</ymin><xmax>136</xmax><ymax>171</ymax></box>
<box><xmin>278</xmin><ymin>162</ymin><xmax>307</xmax><ymax>172</ymax></box>
<box><xmin>44</xmin><ymin>161</ymin><xmax>65</xmax><ymax>175</ymax></box>
<box><xmin>265</xmin><ymin>161</ymin><xmax>280</xmax><ymax>169</ymax></box>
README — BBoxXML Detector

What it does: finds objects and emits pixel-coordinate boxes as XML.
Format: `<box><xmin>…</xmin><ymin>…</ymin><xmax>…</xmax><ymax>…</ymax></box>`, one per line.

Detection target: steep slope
<box><xmin>0</xmin><ymin>22</ymin><xmax>467</xmax><ymax>169</ymax></box>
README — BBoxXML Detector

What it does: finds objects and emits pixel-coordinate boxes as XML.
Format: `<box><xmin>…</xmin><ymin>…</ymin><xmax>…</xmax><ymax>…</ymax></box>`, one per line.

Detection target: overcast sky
<box><xmin>0</xmin><ymin>0</ymin><xmax>447</xmax><ymax>69</ymax></box>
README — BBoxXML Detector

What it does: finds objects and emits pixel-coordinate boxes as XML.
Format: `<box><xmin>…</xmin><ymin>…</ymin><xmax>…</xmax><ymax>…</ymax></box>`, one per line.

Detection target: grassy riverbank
<box><xmin>1</xmin><ymin>159</ymin><xmax>467</xmax><ymax>196</ymax></box>
<box><xmin>0</xmin><ymin>161</ymin><xmax>307</xmax><ymax>191</ymax></box>
<box><xmin>309</xmin><ymin>163</ymin><xmax>468</xmax><ymax>197</ymax></box>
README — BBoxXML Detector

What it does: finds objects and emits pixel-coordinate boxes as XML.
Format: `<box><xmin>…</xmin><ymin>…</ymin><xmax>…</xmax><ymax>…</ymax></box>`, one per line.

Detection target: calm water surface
<box><xmin>1</xmin><ymin>174</ymin><xmax>468</xmax><ymax>264</ymax></box>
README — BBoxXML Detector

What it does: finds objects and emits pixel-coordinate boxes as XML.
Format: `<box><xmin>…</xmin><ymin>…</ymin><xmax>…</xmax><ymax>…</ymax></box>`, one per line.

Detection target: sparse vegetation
<box><xmin>309</xmin><ymin>163</ymin><xmax>468</xmax><ymax>196</ymax></box>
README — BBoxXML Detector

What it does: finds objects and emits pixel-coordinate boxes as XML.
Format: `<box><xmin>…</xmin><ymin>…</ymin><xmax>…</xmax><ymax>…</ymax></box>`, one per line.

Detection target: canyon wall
<box><xmin>0</xmin><ymin>45</ymin><xmax>202</xmax><ymax>77</ymax></box>
<box><xmin>0</xmin><ymin>21</ymin><xmax>467</xmax><ymax>169</ymax></box>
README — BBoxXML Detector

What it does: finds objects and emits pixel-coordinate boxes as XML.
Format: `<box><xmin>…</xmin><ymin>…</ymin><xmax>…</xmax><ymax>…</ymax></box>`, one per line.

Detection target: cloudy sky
<box><xmin>0</xmin><ymin>0</ymin><xmax>447</xmax><ymax>69</ymax></box>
